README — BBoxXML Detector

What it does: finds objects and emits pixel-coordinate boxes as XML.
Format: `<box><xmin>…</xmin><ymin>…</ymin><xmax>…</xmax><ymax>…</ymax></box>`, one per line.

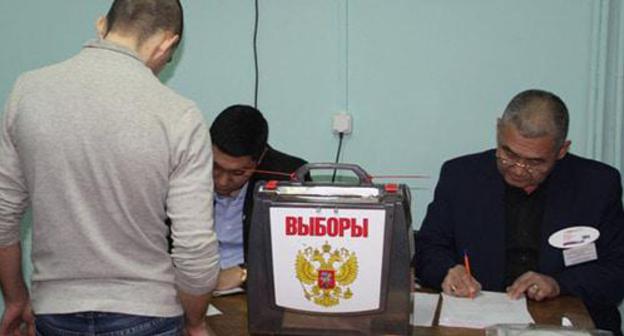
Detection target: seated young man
<box><xmin>210</xmin><ymin>104</ymin><xmax>307</xmax><ymax>291</ymax></box>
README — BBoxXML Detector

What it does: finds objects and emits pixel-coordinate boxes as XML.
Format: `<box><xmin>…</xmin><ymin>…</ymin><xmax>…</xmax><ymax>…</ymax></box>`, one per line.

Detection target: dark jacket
<box><xmin>413</xmin><ymin>149</ymin><xmax>624</xmax><ymax>334</ymax></box>
<box><xmin>242</xmin><ymin>146</ymin><xmax>307</xmax><ymax>261</ymax></box>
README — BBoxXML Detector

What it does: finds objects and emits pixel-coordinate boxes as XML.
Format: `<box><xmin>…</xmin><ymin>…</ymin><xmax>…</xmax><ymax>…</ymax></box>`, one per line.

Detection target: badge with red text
<box><xmin>270</xmin><ymin>207</ymin><xmax>386</xmax><ymax>313</ymax></box>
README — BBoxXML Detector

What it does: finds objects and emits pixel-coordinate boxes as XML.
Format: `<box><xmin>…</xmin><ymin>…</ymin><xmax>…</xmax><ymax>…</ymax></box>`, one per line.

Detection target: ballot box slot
<box><xmin>260</xmin><ymin>185</ymin><xmax>380</xmax><ymax>198</ymax></box>
<box><xmin>267</xmin><ymin>195</ymin><xmax>381</xmax><ymax>204</ymax></box>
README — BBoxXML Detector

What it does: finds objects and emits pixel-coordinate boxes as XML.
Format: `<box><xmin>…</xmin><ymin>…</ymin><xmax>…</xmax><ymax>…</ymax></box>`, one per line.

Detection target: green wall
<box><xmin>1</xmin><ymin>0</ymin><xmax>623</xmax><ymax>327</ymax></box>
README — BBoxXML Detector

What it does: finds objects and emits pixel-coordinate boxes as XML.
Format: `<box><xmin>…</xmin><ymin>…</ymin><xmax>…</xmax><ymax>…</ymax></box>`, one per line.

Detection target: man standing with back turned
<box><xmin>414</xmin><ymin>89</ymin><xmax>624</xmax><ymax>335</ymax></box>
<box><xmin>0</xmin><ymin>1</ymin><xmax>219</xmax><ymax>335</ymax></box>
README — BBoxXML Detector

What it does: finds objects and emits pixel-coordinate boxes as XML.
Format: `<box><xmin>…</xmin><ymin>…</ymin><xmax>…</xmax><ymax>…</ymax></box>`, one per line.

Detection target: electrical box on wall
<box><xmin>332</xmin><ymin>112</ymin><xmax>352</xmax><ymax>134</ymax></box>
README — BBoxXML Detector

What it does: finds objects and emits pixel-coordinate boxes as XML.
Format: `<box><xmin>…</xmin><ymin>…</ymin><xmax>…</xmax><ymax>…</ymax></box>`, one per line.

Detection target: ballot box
<box><xmin>247</xmin><ymin>163</ymin><xmax>413</xmax><ymax>335</ymax></box>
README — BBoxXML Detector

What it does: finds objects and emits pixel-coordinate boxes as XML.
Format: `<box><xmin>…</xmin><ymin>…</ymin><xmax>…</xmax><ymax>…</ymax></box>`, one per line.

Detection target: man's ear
<box><xmin>144</xmin><ymin>32</ymin><xmax>180</xmax><ymax>74</ymax></box>
<box><xmin>495</xmin><ymin>118</ymin><xmax>504</xmax><ymax>146</ymax></box>
<box><xmin>154</xmin><ymin>33</ymin><xmax>180</xmax><ymax>60</ymax></box>
<box><xmin>96</xmin><ymin>16</ymin><xmax>108</xmax><ymax>39</ymax></box>
<box><xmin>557</xmin><ymin>140</ymin><xmax>571</xmax><ymax>159</ymax></box>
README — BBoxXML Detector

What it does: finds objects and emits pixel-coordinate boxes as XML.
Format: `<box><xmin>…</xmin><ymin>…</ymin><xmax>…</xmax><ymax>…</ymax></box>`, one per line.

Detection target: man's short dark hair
<box><xmin>210</xmin><ymin>105</ymin><xmax>269</xmax><ymax>161</ymax></box>
<box><xmin>105</xmin><ymin>0</ymin><xmax>184</xmax><ymax>46</ymax></box>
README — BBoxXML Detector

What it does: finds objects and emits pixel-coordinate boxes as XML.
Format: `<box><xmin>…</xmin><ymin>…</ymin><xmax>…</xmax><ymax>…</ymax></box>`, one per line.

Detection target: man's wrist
<box><xmin>184</xmin><ymin>317</ymin><xmax>208</xmax><ymax>334</ymax></box>
<box><xmin>2</xmin><ymin>285</ymin><xmax>29</xmax><ymax>304</ymax></box>
<box><xmin>238</xmin><ymin>263</ymin><xmax>247</xmax><ymax>285</ymax></box>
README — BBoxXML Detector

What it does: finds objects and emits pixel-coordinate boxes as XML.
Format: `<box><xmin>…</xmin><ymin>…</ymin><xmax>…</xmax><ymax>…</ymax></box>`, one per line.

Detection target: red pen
<box><xmin>464</xmin><ymin>249</ymin><xmax>474</xmax><ymax>299</ymax></box>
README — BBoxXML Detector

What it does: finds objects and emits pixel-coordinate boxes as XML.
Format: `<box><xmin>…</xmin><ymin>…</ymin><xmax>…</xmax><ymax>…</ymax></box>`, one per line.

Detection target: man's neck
<box><xmin>104</xmin><ymin>34</ymin><xmax>138</xmax><ymax>51</ymax></box>
<box><xmin>218</xmin><ymin>182</ymin><xmax>249</xmax><ymax>199</ymax></box>
<box><xmin>523</xmin><ymin>185</ymin><xmax>538</xmax><ymax>194</ymax></box>
<box><xmin>102</xmin><ymin>34</ymin><xmax>150</xmax><ymax>63</ymax></box>
<box><xmin>224</xmin><ymin>189</ymin><xmax>243</xmax><ymax>198</ymax></box>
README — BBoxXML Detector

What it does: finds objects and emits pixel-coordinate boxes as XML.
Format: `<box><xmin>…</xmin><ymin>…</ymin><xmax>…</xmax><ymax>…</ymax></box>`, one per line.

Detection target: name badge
<box><xmin>549</xmin><ymin>226</ymin><xmax>599</xmax><ymax>267</ymax></box>
<box><xmin>563</xmin><ymin>243</ymin><xmax>598</xmax><ymax>266</ymax></box>
<box><xmin>548</xmin><ymin>226</ymin><xmax>599</xmax><ymax>249</ymax></box>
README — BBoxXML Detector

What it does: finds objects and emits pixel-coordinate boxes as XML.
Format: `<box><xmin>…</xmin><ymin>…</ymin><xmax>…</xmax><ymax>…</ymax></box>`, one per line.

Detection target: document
<box><xmin>439</xmin><ymin>291</ymin><xmax>534</xmax><ymax>329</ymax></box>
<box><xmin>212</xmin><ymin>286</ymin><xmax>245</xmax><ymax>297</ymax></box>
<box><xmin>486</xmin><ymin>324</ymin><xmax>595</xmax><ymax>336</ymax></box>
<box><xmin>205</xmin><ymin>304</ymin><xmax>222</xmax><ymax>316</ymax></box>
<box><xmin>410</xmin><ymin>292</ymin><xmax>439</xmax><ymax>327</ymax></box>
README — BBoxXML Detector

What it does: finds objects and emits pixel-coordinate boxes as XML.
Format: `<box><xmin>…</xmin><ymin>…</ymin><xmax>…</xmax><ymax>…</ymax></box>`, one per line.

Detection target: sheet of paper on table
<box><xmin>205</xmin><ymin>304</ymin><xmax>222</xmax><ymax>316</ymax></box>
<box><xmin>439</xmin><ymin>291</ymin><xmax>534</xmax><ymax>329</ymax></box>
<box><xmin>410</xmin><ymin>292</ymin><xmax>439</xmax><ymax>327</ymax></box>
<box><xmin>212</xmin><ymin>286</ymin><xmax>245</xmax><ymax>297</ymax></box>
<box><xmin>486</xmin><ymin>324</ymin><xmax>598</xmax><ymax>336</ymax></box>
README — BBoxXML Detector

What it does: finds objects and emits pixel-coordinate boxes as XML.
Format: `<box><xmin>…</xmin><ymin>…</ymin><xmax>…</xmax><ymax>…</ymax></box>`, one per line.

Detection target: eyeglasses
<box><xmin>495</xmin><ymin>154</ymin><xmax>550</xmax><ymax>176</ymax></box>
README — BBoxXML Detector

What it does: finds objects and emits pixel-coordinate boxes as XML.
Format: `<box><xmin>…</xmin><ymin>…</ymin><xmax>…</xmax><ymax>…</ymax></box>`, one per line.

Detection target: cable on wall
<box><xmin>344</xmin><ymin>0</ymin><xmax>349</xmax><ymax>114</ymax></box>
<box><xmin>253</xmin><ymin>0</ymin><xmax>260</xmax><ymax>108</ymax></box>
<box><xmin>331</xmin><ymin>133</ymin><xmax>345</xmax><ymax>182</ymax></box>
<box><xmin>331</xmin><ymin>1</ymin><xmax>350</xmax><ymax>183</ymax></box>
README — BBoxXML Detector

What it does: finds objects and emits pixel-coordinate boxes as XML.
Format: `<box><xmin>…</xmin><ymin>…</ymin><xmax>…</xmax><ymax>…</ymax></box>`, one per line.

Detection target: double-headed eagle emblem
<box><xmin>295</xmin><ymin>241</ymin><xmax>358</xmax><ymax>307</ymax></box>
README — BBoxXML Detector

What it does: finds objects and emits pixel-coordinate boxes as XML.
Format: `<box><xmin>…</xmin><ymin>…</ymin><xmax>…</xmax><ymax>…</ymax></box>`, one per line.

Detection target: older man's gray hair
<box><xmin>498</xmin><ymin>89</ymin><xmax>569</xmax><ymax>149</ymax></box>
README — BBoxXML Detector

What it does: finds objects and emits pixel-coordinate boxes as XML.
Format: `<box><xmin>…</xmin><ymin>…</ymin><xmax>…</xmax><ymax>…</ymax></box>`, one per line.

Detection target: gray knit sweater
<box><xmin>0</xmin><ymin>39</ymin><xmax>219</xmax><ymax>316</ymax></box>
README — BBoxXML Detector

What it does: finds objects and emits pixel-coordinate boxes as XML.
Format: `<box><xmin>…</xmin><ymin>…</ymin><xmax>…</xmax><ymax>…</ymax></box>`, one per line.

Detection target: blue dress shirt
<box><xmin>214</xmin><ymin>183</ymin><xmax>248</xmax><ymax>269</ymax></box>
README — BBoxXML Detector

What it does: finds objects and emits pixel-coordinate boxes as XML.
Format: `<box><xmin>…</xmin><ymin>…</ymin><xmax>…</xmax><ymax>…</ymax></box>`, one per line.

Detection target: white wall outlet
<box><xmin>332</xmin><ymin>112</ymin><xmax>352</xmax><ymax>134</ymax></box>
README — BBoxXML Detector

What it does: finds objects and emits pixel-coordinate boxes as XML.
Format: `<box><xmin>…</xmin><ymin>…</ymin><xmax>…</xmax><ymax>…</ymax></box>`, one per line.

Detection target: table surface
<box><xmin>207</xmin><ymin>292</ymin><xmax>595</xmax><ymax>336</ymax></box>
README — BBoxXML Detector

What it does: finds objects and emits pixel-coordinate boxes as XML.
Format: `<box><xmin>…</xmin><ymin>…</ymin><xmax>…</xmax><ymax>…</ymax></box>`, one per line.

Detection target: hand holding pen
<box><xmin>441</xmin><ymin>250</ymin><xmax>481</xmax><ymax>298</ymax></box>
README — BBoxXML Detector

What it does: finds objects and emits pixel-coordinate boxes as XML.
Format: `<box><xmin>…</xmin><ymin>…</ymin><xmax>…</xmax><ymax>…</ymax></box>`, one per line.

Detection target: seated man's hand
<box><xmin>506</xmin><ymin>271</ymin><xmax>560</xmax><ymax>301</ymax></box>
<box><xmin>441</xmin><ymin>265</ymin><xmax>481</xmax><ymax>297</ymax></box>
<box><xmin>215</xmin><ymin>266</ymin><xmax>245</xmax><ymax>291</ymax></box>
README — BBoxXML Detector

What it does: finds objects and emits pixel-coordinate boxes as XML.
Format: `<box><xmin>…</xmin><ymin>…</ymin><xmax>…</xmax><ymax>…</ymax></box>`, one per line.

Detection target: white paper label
<box><xmin>270</xmin><ymin>207</ymin><xmax>386</xmax><ymax>313</ymax></box>
<box><xmin>548</xmin><ymin>226</ymin><xmax>599</xmax><ymax>249</ymax></box>
<box><xmin>563</xmin><ymin>242</ymin><xmax>598</xmax><ymax>267</ymax></box>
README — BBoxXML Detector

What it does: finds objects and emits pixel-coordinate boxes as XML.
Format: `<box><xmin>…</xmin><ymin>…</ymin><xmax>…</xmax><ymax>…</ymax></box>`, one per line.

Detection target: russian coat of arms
<box><xmin>295</xmin><ymin>241</ymin><xmax>358</xmax><ymax>307</ymax></box>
